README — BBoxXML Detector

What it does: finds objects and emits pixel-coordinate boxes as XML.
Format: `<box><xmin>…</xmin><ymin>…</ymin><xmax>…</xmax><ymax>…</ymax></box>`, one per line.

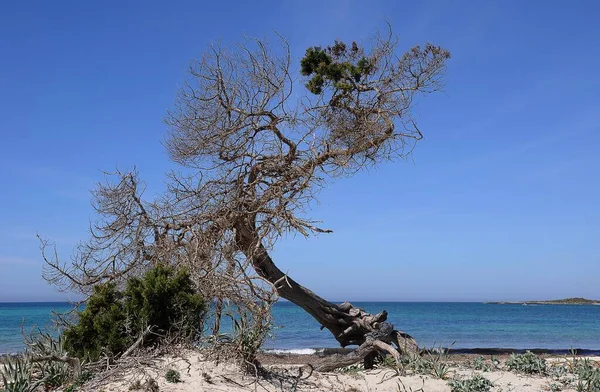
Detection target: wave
<box><xmin>261</xmin><ymin>348</ymin><xmax>323</xmax><ymax>355</ymax></box>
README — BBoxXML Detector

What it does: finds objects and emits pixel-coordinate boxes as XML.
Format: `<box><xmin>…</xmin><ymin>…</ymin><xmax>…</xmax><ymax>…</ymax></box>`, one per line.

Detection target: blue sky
<box><xmin>1</xmin><ymin>1</ymin><xmax>598</xmax><ymax>302</ymax></box>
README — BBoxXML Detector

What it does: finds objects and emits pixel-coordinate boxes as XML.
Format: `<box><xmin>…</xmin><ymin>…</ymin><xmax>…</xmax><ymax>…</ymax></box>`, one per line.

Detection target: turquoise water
<box><xmin>1</xmin><ymin>302</ymin><xmax>599</xmax><ymax>354</ymax></box>
<box><xmin>0</xmin><ymin>302</ymin><xmax>73</xmax><ymax>354</ymax></box>
<box><xmin>264</xmin><ymin>302</ymin><xmax>600</xmax><ymax>351</ymax></box>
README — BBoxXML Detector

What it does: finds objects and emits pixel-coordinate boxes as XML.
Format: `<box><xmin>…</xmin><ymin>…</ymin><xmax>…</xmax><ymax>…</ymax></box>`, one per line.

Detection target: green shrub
<box><xmin>64</xmin><ymin>264</ymin><xmax>205</xmax><ymax>360</ymax></box>
<box><xmin>164</xmin><ymin>369</ymin><xmax>181</xmax><ymax>383</ymax></box>
<box><xmin>124</xmin><ymin>264</ymin><xmax>205</xmax><ymax>345</ymax></box>
<box><xmin>63</xmin><ymin>283</ymin><xmax>128</xmax><ymax>360</ymax></box>
<box><xmin>505</xmin><ymin>351</ymin><xmax>547</xmax><ymax>374</ymax></box>
<box><xmin>448</xmin><ymin>374</ymin><xmax>493</xmax><ymax>392</ymax></box>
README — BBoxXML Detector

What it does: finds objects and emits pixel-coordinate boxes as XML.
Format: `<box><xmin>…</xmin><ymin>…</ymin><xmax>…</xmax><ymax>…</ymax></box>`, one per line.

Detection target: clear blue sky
<box><xmin>1</xmin><ymin>1</ymin><xmax>598</xmax><ymax>302</ymax></box>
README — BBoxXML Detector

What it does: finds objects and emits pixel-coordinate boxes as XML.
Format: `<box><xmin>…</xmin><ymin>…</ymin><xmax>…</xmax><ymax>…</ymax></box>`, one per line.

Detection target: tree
<box><xmin>42</xmin><ymin>28</ymin><xmax>450</xmax><ymax>370</ymax></box>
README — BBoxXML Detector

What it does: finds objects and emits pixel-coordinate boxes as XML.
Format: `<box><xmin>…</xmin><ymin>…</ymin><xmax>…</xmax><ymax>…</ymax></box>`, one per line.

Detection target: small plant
<box><xmin>26</xmin><ymin>331</ymin><xmax>75</xmax><ymax>389</ymax></box>
<box><xmin>549</xmin><ymin>382</ymin><xmax>563</xmax><ymax>391</ymax></box>
<box><xmin>339</xmin><ymin>363</ymin><xmax>363</xmax><ymax>378</ymax></box>
<box><xmin>549</xmin><ymin>364</ymin><xmax>568</xmax><ymax>380</ymax></box>
<box><xmin>63</xmin><ymin>371</ymin><xmax>93</xmax><ymax>392</ymax></box>
<box><xmin>213</xmin><ymin>303</ymin><xmax>274</xmax><ymax>372</ymax></box>
<box><xmin>491</xmin><ymin>355</ymin><xmax>501</xmax><ymax>369</ymax></box>
<box><xmin>473</xmin><ymin>356</ymin><xmax>491</xmax><ymax>372</ymax></box>
<box><xmin>403</xmin><ymin>353</ymin><xmax>431</xmax><ymax>375</ymax></box>
<box><xmin>448</xmin><ymin>374</ymin><xmax>494</xmax><ymax>392</ymax></box>
<box><xmin>201</xmin><ymin>372</ymin><xmax>212</xmax><ymax>384</ymax></box>
<box><xmin>399</xmin><ymin>344</ymin><xmax>453</xmax><ymax>379</ymax></box>
<box><xmin>129</xmin><ymin>379</ymin><xmax>143</xmax><ymax>390</ymax></box>
<box><xmin>396</xmin><ymin>379</ymin><xmax>425</xmax><ymax>392</ymax></box>
<box><xmin>505</xmin><ymin>351</ymin><xmax>547</xmax><ymax>374</ymax></box>
<box><xmin>1</xmin><ymin>355</ymin><xmax>44</xmax><ymax>392</ymax></box>
<box><xmin>574</xmin><ymin>359</ymin><xmax>600</xmax><ymax>392</ymax></box>
<box><xmin>143</xmin><ymin>378</ymin><xmax>159</xmax><ymax>392</ymax></box>
<box><xmin>164</xmin><ymin>369</ymin><xmax>181</xmax><ymax>383</ymax></box>
<box><xmin>424</xmin><ymin>344</ymin><xmax>453</xmax><ymax>379</ymax></box>
<box><xmin>375</xmin><ymin>354</ymin><xmax>398</xmax><ymax>369</ymax></box>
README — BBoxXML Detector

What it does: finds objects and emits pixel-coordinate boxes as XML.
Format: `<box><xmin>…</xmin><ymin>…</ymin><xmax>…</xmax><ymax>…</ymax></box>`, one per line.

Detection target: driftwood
<box><xmin>121</xmin><ymin>326</ymin><xmax>154</xmax><ymax>359</ymax></box>
<box><xmin>308</xmin><ymin>303</ymin><xmax>418</xmax><ymax>371</ymax></box>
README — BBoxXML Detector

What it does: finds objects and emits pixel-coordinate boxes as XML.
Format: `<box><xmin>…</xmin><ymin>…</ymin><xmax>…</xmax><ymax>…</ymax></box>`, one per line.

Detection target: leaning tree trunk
<box><xmin>234</xmin><ymin>221</ymin><xmax>418</xmax><ymax>370</ymax></box>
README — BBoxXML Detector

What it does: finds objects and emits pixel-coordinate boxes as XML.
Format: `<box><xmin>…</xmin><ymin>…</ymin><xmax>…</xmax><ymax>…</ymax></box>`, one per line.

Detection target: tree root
<box><xmin>312</xmin><ymin>337</ymin><xmax>411</xmax><ymax>372</ymax></box>
<box><xmin>311</xmin><ymin>302</ymin><xmax>418</xmax><ymax>372</ymax></box>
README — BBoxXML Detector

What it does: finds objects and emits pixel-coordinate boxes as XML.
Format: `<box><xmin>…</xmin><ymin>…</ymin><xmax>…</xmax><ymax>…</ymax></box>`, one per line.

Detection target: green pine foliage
<box><xmin>124</xmin><ymin>264</ymin><xmax>206</xmax><ymax>344</ymax></box>
<box><xmin>64</xmin><ymin>265</ymin><xmax>205</xmax><ymax>360</ymax></box>
<box><xmin>63</xmin><ymin>283</ymin><xmax>128</xmax><ymax>361</ymax></box>
<box><xmin>300</xmin><ymin>40</ymin><xmax>374</xmax><ymax>95</ymax></box>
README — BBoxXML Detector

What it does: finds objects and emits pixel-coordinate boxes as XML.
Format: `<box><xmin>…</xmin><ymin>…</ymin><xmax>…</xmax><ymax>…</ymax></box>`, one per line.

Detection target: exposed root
<box><xmin>311</xmin><ymin>302</ymin><xmax>418</xmax><ymax>372</ymax></box>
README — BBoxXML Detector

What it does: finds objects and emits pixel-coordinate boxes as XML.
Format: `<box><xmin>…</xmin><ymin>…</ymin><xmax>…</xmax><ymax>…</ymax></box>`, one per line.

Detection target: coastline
<box><xmin>77</xmin><ymin>348</ymin><xmax>600</xmax><ymax>392</ymax></box>
<box><xmin>262</xmin><ymin>347</ymin><xmax>600</xmax><ymax>356</ymax></box>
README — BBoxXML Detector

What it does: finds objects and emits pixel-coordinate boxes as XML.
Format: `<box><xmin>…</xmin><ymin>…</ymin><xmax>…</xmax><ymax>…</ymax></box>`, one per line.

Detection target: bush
<box><xmin>448</xmin><ymin>375</ymin><xmax>493</xmax><ymax>392</ymax></box>
<box><xmin>63</xmin><ymin>283</ymin><xmax>128</xmax><ymax>360</ymax></box>
<box><xmin>124</xmin><ymin>264</ymin><xmax>205</xmax><ymax>345</ymax></box>
<box><xmin>164</xmin><ymin>369</ymin><xmax>181</xmax><ymax>383</ymax></box>
<box><xmin>64</xmin><ymin>264</ymin><xmax>205</xmax><ymax>360</ymax></box>
<box><xmin>505</xmin><ymin>351</ymin><xmax>547</xmax><ymax>374</ymax></box>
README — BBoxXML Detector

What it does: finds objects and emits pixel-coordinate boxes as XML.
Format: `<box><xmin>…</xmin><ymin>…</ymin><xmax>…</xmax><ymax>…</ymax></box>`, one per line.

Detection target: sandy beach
<box><xmin>83</xmin><ymin>350</ymin><xmax>600</xmax><ymax>392</ymax></box>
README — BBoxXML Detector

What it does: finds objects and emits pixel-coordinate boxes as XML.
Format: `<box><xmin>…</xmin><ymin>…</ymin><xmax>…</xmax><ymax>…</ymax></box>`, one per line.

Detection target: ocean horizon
<box><xmin>1</xmin><ymin>301</ymin><xmax>599</xmax><ymax>354</ymax></box>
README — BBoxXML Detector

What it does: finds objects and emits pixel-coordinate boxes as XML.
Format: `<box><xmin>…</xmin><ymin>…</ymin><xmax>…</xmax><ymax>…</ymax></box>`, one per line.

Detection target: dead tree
<box><xmin>42</xmin><ymin>29</ymin><xmax>450</xmax><ymax>370</ymax></box>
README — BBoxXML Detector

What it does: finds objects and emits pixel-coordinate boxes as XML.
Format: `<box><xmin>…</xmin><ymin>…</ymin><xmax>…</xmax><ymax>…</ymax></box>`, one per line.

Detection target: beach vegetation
<box><xmin>396</xmin><ymin>379</ymin><xmax>426</xmax><ymax>392</ymax></box>
<box><xmin>63</xmin><ymin>371</ymin><xmax>93</xmax><ymax>392</ymax></box>
<box><xmin>448</xmin><ymin>374</ymin><xmax>494</xmax><ymax>392</ymax></box>
<box><xmin>573</xmin><ymin>358</ymin><xmax>600</xmax><ymax>392</ymax></box>
<box><xmin>472</xmin><ymin>356</ymin><xmax>491</xmax><ymax>371</ymax></box>
<box><xmin>505</xmin><ymin>351</ymin><xmax>547</xmax><ymax>374</ymax></box>
<box><xmin>164</xmin><ymin>369</ymin><xmax>181</xmax><ymax>383</ymax></box>
<box><xmin>207</xmin><ymin>303</ymin><xmax>273</xmax><ymax>373</ymax></box>
<box><xmin>21</xmin><ymin>331</ymin><xmax>75</xmax><ymax>390</ymax></box>
<box><xmin>0</xmin><ymin>355</ymin><xmax>43</xmax><ymax>392</ymax></box>
<box><xmin>387</xmin><ymin>345</ymin><xmax>453</xmax><ymax>379</ymax></box>
<box><xmin>128</xmin><ymin>378</ymin><xmax>159</xmax><ymax>392</ymax></box>
<box><xmin>425</xmin><ymin>346</ymin><xmax>453</xmax><ymax>379</ymax></box>
<box><xmin>1</xmin><ymin>330</ymin><xmax>84</xmax><ymax>392</ymax></box>
<box><xmin>63</xmin><ymin>264</ymin><xmax>205</xmax><ymax>360</ymax></box>
<box><xmin>128</xmin><ymin>379</ymin><xmax>143</xmax><ymax>390</ymax></box>
<box><xmin>338</xmin><ymin>363</ymin><xmax>364</xmax><ymax>378</ymax></box>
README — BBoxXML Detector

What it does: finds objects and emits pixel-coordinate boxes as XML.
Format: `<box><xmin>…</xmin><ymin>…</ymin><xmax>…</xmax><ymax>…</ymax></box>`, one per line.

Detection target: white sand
<box><xmin>88</xmin><ymin>351</ymin><xmax>599</xmax><ymax>392</ymax></box>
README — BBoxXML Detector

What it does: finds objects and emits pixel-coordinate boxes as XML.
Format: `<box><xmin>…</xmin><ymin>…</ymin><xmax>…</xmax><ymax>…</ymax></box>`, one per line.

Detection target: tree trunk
<box><xmin>235</xmin><ymin>221</ymin><xmax>418</xmax><ymax>369</ymax></box>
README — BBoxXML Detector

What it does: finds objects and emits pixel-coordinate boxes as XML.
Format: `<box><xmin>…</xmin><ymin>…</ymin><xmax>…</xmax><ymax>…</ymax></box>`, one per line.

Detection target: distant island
<box><xmin>485</xmin><ymin>297</ymin><xmax>600</xmax><ymax>305</ymax></box>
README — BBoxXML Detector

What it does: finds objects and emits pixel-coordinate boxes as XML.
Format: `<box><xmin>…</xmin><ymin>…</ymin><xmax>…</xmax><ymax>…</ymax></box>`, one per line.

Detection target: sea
<box><xmin>1</xmin><ymin>301</ymin><xmax>599</xmax><ymax>355</ymax></box>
